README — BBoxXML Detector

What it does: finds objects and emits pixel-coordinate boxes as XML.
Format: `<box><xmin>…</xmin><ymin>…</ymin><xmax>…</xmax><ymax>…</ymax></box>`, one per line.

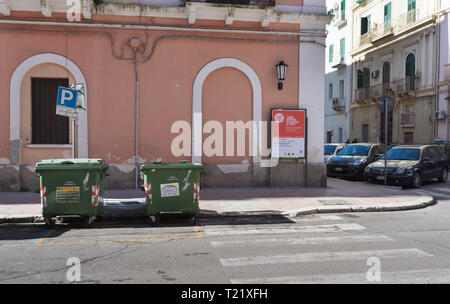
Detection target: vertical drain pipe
<box><xmin>134</xmin><ymin>57</ymin><xmax>139</xmax><ymax>189</ymax></box>
<box><xmin>129</xmin><ymin>38</ymin><xmax>142</xmax><ymax>189</ymax></box>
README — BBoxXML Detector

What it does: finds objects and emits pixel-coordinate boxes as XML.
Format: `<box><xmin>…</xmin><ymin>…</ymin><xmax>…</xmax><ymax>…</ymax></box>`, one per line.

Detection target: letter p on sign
<box><xmin>61</xmin><ymin>90</ymin><xmax>73</xmax><ymax>105</ymax></box>
<box><xmin>57</xmin><ymin>87</ymin><xmax>78</xmax><ymax>109</ymax></box>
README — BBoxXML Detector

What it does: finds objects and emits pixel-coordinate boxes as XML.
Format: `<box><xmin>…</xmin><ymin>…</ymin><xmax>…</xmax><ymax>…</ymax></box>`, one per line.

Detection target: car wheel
<box><xmin>438</xmin><ymin>167</ymin><xmax>448</xmax><ymax>183</ymax></box>
<box><xmin>412</xmin><ymin>173</ymin><xmax>422</xmax><ymax>188</ymax></box>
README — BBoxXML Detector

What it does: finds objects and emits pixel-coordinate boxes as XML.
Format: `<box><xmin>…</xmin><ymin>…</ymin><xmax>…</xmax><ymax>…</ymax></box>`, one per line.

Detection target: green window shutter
<box><xmin>405</xmin><ymin>53</ymin><xmax>416</xmax><ymax>77</ymax></box>
<box><xmin>408</xmin><ymin>0</ymin><xmax>416</xmax><ymax>11</ymax></box>
<box><xmin>341</xmin><ymin>0</ymin><xmax>346</xmax><ymax>20</ymax></box>
<box><xmin>361</xmin><ymin>17</ymin><xmax>368</xmax><ymax>35</ymax></box>
<box><xmin>384</xmin><ymin>2</ymin><xmax>391</xmax><ymax>21</ymax></box>
<box><xmin>329</xmin><ymin>44</ymin><xmax>334</xmax><ymax>63</ymax></box>
<box><xmin>340</xmin><ymin>38</ymin><xmax>345</xmax><ymax>60</ymax></box>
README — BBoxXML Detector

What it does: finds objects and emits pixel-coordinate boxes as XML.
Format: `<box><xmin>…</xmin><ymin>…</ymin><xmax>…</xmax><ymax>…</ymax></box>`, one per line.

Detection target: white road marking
<box><xmin>220</xmin><ymin>248</ymin><xmax>432</xmax><ymax>267</ymax></box>
<box><xmin>231</xmin><ymin>268</ymin><xmax>450</xmax><ymax>284</ymax></box>
<box><xmin>204</xmin><ymin>223</ymin><xmax>366</xmax><ymax>237</ymax></box>
<box><xmin>294</xmin><ymin>215</ymin><xmax>343</xmax><ymax>222</ymax></box>
<box><xmin>210</xmin><ymin>234</ymin><xmax>393</xmax><ymax>248</ymax></box>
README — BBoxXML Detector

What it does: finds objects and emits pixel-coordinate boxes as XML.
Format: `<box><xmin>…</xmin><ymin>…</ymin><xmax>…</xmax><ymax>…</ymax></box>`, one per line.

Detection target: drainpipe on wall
<box><xmin>434</xmin><ymin>22</ymin><xmax>440</xmax><ymax>141</ymax></box>
<box><xmin>130</xmin><ymin>38</ymin><xmax>143</xmax><ymax>189</ymax></box>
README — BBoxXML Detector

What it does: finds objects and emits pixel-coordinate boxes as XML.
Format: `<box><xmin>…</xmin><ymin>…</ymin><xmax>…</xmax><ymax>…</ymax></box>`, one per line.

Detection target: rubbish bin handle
<box><xmin>61</xmin><ymin>161</ymin><xmax>75</xmax><ymax>165</ymax></box>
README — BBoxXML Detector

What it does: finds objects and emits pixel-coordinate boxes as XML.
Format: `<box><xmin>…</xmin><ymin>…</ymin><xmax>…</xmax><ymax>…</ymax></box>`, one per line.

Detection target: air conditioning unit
<box><xmin>434</xmin><ymin>111</ymin><xmax>448</xmax><ymax>120</ymax></box>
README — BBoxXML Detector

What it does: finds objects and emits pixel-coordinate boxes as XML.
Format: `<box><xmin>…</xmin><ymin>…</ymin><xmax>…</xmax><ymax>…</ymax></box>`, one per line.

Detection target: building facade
<box><xmin>437</xmin><ymin>2</ymin><xmax>450</xmax><ymax>141</ymax></box>
<box><xmin>0</xmin><ymin>0</ymin><xmax>330</xmax><ymax>191</ymax></box>
<box><xmin>325</xmin><ymin>0</ymin><xmax>352</xmax><ymax>144</ymax></box>
<box><xmin>350</xmin><ymin>0</ymin><xmax>448</xmax><ymax>145</ymax></box>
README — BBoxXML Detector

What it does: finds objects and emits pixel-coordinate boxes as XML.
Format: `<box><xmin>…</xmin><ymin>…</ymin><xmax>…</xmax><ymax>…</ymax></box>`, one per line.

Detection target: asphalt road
<box><xmin>0</xmin><ymin>179</ymin><xmax>449</xmax><ymax>284</ymax></box>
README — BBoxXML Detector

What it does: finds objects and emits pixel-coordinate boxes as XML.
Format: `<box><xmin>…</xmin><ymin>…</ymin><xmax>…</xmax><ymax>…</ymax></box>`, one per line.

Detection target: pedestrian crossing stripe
<box><xmin>210</xmin><ymin>234</ymin><xmax>393</xmax><ymax>248</ymax></box>
<box><xmin>230</xmin><ymin>268</ymin><xmax>450</xmax><ymax>284</ymax></box>
<box><xmin>220</xmin><ymin>248</ymin><xmax>432</xmax><ymax>267</ymax></box>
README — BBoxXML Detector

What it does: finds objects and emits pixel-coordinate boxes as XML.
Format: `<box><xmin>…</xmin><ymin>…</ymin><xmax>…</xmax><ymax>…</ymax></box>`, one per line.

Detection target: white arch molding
<box><xmin>10</xmin><ymin>53</ymin><xmax>88</xmax><ymax>163</ymax></box>
<box><xmin>192</xmin><ymin>58</ymin><xmax>262</xmax><ymax>163</ymax></box>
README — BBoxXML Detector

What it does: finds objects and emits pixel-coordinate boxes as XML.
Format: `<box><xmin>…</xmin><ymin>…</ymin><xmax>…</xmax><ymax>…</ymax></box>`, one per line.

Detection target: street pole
<box><xmin>72</xmin><ymin>112</ymin><xmax>78</xmax><ymax>159</ymax></box>
<box><xmin>384</xmin><ymin>99</ymin><xmax>388</xmax><ymax>186</ymax></box>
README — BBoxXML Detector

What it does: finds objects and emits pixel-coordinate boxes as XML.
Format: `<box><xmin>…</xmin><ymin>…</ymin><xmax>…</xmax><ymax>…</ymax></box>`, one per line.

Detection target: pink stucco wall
<box><xmin>0</xmin><ymin>12</ymin><xmax>299</xmax><ymax>165</ymax></box>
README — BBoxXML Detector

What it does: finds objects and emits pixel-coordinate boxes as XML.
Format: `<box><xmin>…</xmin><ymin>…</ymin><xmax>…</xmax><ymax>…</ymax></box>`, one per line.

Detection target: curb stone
<box><xmin>0</xmin><ymin>196</ymin><xmax>436</xmax><ymax>223</ymax></box>
<box><xmin>283</xmin><ymin>195</ymin><xmax>435</xmax><ymax>218</ymax></box>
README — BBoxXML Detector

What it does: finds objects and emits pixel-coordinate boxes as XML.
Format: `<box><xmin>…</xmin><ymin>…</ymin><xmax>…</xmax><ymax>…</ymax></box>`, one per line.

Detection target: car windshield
<box><xmin>380</xmin><ymin>148</ymin><xmax>420</xmax><ymax>160</ymax></box>
<box><xmin>337</xmin><ymin>145</ymin><xmax>370</xmax><ymax>156</ymax></box>
<box><xmin>324</xmin><ymin>145</ymin><xmax>337</xmax><ymax>155</ymax></box>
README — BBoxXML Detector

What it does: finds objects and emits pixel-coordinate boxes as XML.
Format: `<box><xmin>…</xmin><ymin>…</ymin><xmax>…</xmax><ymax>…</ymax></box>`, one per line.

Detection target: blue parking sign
<box><xmin>56</xmin><ymin>87</ymin><xmax>78</xmax><ymax>117</ymax></box>
<box><xmin>57</xmin><ymin>87</ymin><xmax>78</xmax><ymax>108</ymax></box>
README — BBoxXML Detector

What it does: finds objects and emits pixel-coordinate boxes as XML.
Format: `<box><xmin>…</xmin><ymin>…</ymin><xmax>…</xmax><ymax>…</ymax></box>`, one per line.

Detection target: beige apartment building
<box><xmin>349</xmin><ymin>0</ymin><xmax>449</xmax><ymax>145</ymax></box>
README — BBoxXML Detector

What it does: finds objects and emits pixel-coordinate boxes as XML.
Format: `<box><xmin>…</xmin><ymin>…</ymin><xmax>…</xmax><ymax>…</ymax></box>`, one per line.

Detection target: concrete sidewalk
<box><xmin>0</xmin><ymin>178</ymin><xmax>435</xmax><ymax>223</ymax></box>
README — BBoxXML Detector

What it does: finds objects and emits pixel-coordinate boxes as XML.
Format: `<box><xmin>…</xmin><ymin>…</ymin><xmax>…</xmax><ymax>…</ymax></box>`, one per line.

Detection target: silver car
<box><xmin>324</xmin><ymin>143</ymin><xmax>346</xmax><ymax>163</ymax></box>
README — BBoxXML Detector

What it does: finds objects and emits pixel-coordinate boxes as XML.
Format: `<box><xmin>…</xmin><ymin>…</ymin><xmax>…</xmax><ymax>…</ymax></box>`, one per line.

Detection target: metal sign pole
<box><xmin>384</xmin><ymin>99</ymin><xmax>388</xmax><ymax>186</ymax></box>
<box><xmin>72</xmin><ymin>112</ymin><xmax>78</xmax><ymax>159</ymax></box>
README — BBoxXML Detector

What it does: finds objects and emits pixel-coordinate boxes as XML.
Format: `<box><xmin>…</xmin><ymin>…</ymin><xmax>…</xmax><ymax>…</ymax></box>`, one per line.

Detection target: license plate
<box><xmin>334</xmin><ymin>167</ymin><xmax>343</xmax><ymax>172</ymax></box>
<box><xmin>376</xmin><ymin>175</ymin><xmax>385</xmax><ymax>180</ymax></box>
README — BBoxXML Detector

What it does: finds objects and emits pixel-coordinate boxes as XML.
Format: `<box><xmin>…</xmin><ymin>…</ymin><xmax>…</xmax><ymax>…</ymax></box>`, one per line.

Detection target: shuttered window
<box><xmin>31</xmin><ymin>78</ymin><xmax>70</xmax><ymax>144</ymax></box>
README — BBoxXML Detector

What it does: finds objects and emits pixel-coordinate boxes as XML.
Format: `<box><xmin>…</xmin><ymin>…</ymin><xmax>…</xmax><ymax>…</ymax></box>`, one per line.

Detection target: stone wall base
<box><xmin>0</xmin><ymin>162</ymin><xmax>327</xmax><ymax>192</ymax></box>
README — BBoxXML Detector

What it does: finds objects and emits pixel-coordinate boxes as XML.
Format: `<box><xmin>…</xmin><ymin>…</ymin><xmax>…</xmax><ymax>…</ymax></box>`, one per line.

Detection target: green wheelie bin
<box><xmin>35</xmin><ymin>159</ymin><xmax>109</xmax><ymax>228</ymax></box>
<box><xmin>140</xmin><ymin>160</ymin><xmax>203</xmax><ymax>226</ymax></box>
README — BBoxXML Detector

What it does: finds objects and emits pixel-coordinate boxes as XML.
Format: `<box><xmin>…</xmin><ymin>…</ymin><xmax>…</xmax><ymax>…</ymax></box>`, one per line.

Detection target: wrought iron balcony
<box><xmin>369</xmin><ymin>20</ymin><xmax>393</xmax><ymax>42</ymax></box>
<box><xmin>369</xmin><ymin>82</ymin><xmax>392</xmax><ymax>98</ymax></box>
<box><xmin>332</xmin><ymin>98</ymin><xmax>345</xmax><ymax>112</ymax></box>
<box><xmin>359</xmin><ymin>32</ymin><xmax>370</xmax><ymax>47</ymax></box>
<box><xmin>391</xmin><ymin>76</ymin><xmax>420</xmax><ymax>94</ymax></box>
<box><xmin>398</xmin><ymin>9</ymin><xmax>419</xmax><ymax>29</ymax></box>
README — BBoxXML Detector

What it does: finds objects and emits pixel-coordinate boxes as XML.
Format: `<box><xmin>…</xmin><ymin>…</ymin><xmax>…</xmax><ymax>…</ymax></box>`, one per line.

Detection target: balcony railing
<box><xmin>369</xmin><ymin>82</ymin><xmax>391</xmax><ymax>98</ymax></box>
<box><xmin>359</xmin><ymin>32</ymin><xmax>370</xmax><ymax>47</ymax></box>
<box><xmin>354</xmin><ymin>77</ymin><xmax>420</xmax><ymax>104</ymax></box>
<box><xmin>391</xmin><ymin>76</ymin><xmax>420</xmax><ymax>93</ymax></box>
<box><xmin>401</xmin><ymin>112</ymin><xmax>415</xmax><ymax>126</ymax></box>
<box><xmin>187</xmin><ymin>0</ymin><xmax>275</xmax><ymax>6</ymax></box>
<box><xmin>370</xmin><ymin>20</ymin><xmax>393</xmax><ymax>41</ymax></box>
<box><xmin>332</xmin><ymin>97</ymin><xmax>345</xmax><ymax>111</ymax></box>
<box><xmin>398</xmin><ymin>9</ymin><xmax>419</xmax><ymax>29</ymax></box>
<box><xmin>354</xmin><ymin>87</ymin><xmax>370</xmax><ymax>102</ymax></box>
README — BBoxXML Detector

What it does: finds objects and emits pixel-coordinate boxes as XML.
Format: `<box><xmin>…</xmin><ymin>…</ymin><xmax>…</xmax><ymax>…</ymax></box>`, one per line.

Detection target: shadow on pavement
<box><xmin>0</xmin><ymin>213</ymin><xmax>295</xmax><ymax>241</ymax></box>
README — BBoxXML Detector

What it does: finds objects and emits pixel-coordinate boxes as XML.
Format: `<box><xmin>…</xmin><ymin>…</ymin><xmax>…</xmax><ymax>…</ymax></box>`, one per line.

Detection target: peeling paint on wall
<box><xmin>217</xmin><ymin>160</ymin><xmax>250</xmax><ymax>174</ymax></box>
<box><xmin>112</xmin><ymin>164</ymin><xmax>136</xmax><ymax>174</ymax></box>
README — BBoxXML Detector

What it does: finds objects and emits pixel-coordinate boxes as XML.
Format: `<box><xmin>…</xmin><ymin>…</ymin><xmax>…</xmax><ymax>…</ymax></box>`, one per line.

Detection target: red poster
<box><xmin>271</xmin><ymin>109</ymin><xmax>306</xmax><ymax>158</ymax></box>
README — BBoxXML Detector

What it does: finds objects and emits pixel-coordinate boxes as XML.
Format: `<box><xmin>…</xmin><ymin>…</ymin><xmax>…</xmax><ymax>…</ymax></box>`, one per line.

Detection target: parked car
<box><xmin>388</xmin><ymin>144</ymin><xmax>399</xmax><ymax>150</ymax></box>
<box><xmin>364</xmin><ymin>145</ymin><xmax>449</xmax><ymax>188</ymax></box>
<box><xmin>326</xmin><ymin>143</ymin><xmax>385</xmax><ymax>180</ymax></box>
<box><xmin>324</xmin><ymin>143</ymin><xmax>346</xmax><ymax>163</ymax></box>
<box><xmin>432</xmin><ymin>141</ymin><xmax>450</xmax><ymax>166</ymax></box>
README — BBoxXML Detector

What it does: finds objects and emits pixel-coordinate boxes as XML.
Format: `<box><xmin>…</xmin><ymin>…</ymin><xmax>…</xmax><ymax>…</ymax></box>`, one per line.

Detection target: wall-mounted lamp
<box><xmin>275</xmin><ymin>61</ymin><xmax>288</xmax><ymax>91</ymax></box>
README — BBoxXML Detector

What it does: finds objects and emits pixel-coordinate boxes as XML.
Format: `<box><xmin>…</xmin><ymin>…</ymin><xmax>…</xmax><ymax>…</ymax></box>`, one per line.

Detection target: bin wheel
<box><xmin>149</xmin><ymin>215</ymin><xmax>160</xmax><ymax>227</ymax></box>
<box><xmin>83</xmin><ymin>216</ymin><xmax>96</xmax><ymax>226</ymax></box>
<box><xmin>96</xmin><ymin>215</ymin><xmax>103</xmax><ymax>223</ymax></box>
<box><xmin>44</xmin><ymin>218</ymin><xmax>55</xmax><ymax>229</ymax></box>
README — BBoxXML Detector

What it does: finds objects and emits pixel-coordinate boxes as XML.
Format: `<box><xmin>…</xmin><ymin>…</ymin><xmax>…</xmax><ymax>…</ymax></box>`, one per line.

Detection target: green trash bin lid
<box><xmin>35</xmin><ymin>159</ymin><xmax>109</xmax><ymax>172</ymax></box>
<box><xmin>140</xmin><ymin>160</ymin><xmax>203</xmax><ymax>170</ymax></box>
